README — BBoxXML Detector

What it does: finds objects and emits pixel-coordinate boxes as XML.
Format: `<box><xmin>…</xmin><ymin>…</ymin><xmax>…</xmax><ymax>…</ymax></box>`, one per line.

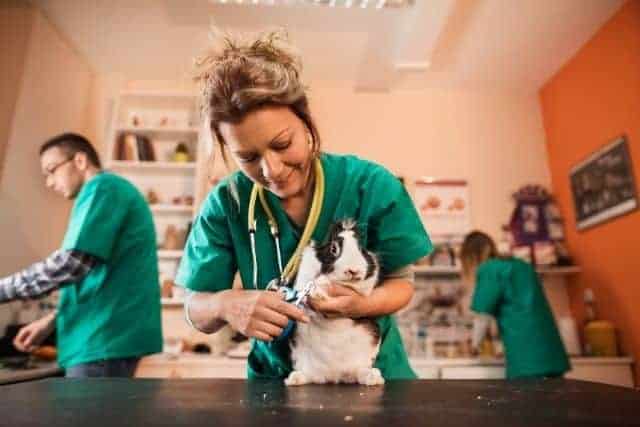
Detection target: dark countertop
<box><xmin>0</xmin><ymin>362</ymin><xmax>63</xmax><ymax>385</ymax></box>
<box><xmin>1</xmin><ymin>378</ymin><xmax>639</xmax><ymax>426</ymax></box>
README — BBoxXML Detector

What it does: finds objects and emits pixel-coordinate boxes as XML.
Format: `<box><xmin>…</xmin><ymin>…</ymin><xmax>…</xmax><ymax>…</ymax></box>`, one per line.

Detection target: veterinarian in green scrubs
<box><xmin>461</xmin><ymin>231</ymin><xmax>570</xmax><ymax>379</ymax></box>
<box><xmin>0</xmin><ymin>133</ymin><xmax>162</xmax><ymax>377</ymax></box>
<box><xmin>176</xmin><ymin>29</ymin><xmax>432</xmax><ymax>380</ymax></box>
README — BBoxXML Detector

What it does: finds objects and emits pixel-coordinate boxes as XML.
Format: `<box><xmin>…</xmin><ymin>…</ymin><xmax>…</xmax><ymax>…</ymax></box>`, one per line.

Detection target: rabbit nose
<box><xmin>345</xmin><ymin>269</ymin><xmax>361</xmax><ymax>280</ymax></box>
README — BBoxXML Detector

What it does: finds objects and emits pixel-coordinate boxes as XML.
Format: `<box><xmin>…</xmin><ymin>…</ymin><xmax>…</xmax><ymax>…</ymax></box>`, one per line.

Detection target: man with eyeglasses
<box><xmin>0</xmin><ymin>133</ymin><xmax>162</xmax><ymax>377</ymax></box>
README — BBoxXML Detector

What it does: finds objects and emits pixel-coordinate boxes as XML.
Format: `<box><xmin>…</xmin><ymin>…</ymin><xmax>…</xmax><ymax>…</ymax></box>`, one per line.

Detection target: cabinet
<box><xmin>136</xmin><ymin>355</ymin><xmax>634</xmax><ymax>387</ymax></box>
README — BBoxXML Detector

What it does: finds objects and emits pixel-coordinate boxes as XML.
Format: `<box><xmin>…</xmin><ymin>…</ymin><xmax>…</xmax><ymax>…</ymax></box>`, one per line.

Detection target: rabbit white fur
<box><xmin>285</xmin><ymin>219</ymin><xmax>384</xmax><ymax>386</ymax></box>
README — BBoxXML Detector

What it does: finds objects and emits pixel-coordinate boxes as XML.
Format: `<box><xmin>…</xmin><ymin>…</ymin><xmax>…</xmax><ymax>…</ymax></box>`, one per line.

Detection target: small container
<box><xmin>584</xmin><ymin>320</ymin><xmax>618</xmax><ymax>357</ymax></box>
<box><xmin>479</xmin><ymin>337</ymin><xmax>495</xmax><ymax>357</ymax></box>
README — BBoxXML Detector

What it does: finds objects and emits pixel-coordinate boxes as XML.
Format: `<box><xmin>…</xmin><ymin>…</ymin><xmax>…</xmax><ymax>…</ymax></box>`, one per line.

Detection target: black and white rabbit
<box><xmin>285</xmin><ymin>219</ymin><xmax>384</xmax><ymax>386</ymax></box>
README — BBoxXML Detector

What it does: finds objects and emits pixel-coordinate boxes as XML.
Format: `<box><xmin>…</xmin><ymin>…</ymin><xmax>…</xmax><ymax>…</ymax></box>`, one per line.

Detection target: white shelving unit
<box><xmin>105</xmin><ymin>90</ymin><xmax>202</xmax><ymax>312</ymax></box>
<box><xmin>150</xmin><ymin>204</ymin><xmax>194</xmax><ymax>214</ymax></box>
<box><xmin>109</xmin><ymin>160</ymin><xmax>197</xmax><ymax>171</ymax></box>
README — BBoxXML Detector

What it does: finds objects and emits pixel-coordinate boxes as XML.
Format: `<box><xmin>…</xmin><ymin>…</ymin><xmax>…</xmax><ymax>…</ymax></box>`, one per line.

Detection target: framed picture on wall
<box><xmin>569</xmin><ymin>136</ymin><xmax>638</xmax><ymax>230</ymax></box>
<box><xmin>413</xmin><ymin>178</ymin><xmax>471</xmax><ymax>241</ymax></box>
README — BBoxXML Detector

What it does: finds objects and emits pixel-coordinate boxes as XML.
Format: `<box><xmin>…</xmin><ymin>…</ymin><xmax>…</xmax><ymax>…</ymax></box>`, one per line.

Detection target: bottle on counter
<box><xmin>479</xmin><ymin>336</ymin><xmax>495</xmax><ymax>357</ymax></box>
<box><xmin>582</xmin><ymin>288</ymin><xmax>618</xmax><ymax>357</ymax></box>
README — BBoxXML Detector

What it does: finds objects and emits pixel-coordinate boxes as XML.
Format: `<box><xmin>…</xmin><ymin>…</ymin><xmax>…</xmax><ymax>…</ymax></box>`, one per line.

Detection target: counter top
<box><xmin>2</xmin><ymin>378</ymin><xmax>638</xmax><ymax>426</ymax></box>
<box><xmin>141</xmin><ymin>353</ymin><xmax>633</xmax><ymax>367</ymax></box>
<box><xmin>0</xmin><ymin>362</ymin><xmax>62</xmax><ymax>385</ymax></box>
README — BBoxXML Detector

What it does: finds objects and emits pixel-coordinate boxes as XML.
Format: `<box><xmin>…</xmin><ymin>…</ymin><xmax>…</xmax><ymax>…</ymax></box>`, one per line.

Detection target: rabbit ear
<box><xmin>322</xmin><ymin>220</ymin><xmax>345</xmax><ymax>245</ymax></box>
<box><xmin>363</xmin><ymin>249</ymin><xmax>379</xmax><ymax>281</ymax></box>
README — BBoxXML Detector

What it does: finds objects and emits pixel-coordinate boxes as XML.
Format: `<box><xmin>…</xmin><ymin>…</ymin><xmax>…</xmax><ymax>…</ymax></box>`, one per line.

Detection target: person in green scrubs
<box><xmin>178</xmin><ymin>29</ymin><xmax>432</xmax><ymax>380</ymax></box>
<box><xmin>460</xmin><ymin>231</ymin><xmax>570</xmax><ymax>379</ymax></box>
<box><xmin>0</xmin><ymin>133</ymin><xmax>162</xmax><ymax>377</ymax></box>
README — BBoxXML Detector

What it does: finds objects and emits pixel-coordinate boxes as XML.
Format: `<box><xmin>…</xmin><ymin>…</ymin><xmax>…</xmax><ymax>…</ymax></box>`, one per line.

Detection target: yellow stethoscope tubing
<box><xmin>248</xmin><ymin>158</ymin><xmax>324</xmax><ymax>288</ymax></box>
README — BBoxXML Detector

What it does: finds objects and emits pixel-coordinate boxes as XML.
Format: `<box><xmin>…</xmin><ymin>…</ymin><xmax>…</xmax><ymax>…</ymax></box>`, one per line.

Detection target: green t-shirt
<box><xmin>471</xmin><ymin>257</ymin><xmax>570</xmax><ymax>379</ymax></box>
<box><xmin>58</xmin><ymin>172</ymin><xmax>163</xmax><ymax>368</ymax></box>
<box><xmin>177</xmin><ymin>153</ymin><xmax>432</xmax><ymax>380</ymax></box>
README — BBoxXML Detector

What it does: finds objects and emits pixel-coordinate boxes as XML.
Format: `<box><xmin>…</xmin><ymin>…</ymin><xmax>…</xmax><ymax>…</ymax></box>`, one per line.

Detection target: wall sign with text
<box><xmin>570</xmin><ymin>136</ymin><xmax>638</xmax><ymax>230</ymax></box>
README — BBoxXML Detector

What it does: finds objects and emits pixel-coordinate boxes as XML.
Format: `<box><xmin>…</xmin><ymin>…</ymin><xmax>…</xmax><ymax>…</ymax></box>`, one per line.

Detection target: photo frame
<box><xmin>570</xmin><ymin>136</ymin><xmax>638</xmax><ymax>230</ymax></box>
<box><xmin>413</xmin><ymin>178</ymin><xmax>471</xmax><ymax>241</ymax></box>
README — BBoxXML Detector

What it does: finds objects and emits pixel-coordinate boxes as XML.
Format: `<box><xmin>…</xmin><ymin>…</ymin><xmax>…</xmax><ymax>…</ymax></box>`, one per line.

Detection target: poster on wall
<box><xmin>414</xmin><ymin>178</ymin><xmax>471</xmax><ymax>241</ymax></box>
<box><xmin>570</xmin><ymin>136</ymin><xmax>638</xmax><ymax>230</ymax></box>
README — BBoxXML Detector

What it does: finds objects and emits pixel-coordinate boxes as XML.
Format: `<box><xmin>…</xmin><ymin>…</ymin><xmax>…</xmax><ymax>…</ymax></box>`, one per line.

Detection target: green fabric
<box><xmin>58</xmin><ymin>172</ymin><xmax>163</xmax><ymax>368</ymax></box>
<box><xmin>471</xmin><ymin>258</ymin><xmax>570</xmax><ymax>379</ymax></box>
<box><xmin>177</xmin><ymin>153</ymin><xmax>432</xmax><ymax>380</ymax></box>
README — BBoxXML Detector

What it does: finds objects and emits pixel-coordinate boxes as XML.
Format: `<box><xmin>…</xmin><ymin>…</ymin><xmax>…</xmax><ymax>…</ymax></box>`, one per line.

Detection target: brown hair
<box><xmin>460</xmin><ymin>231</ymin><xmax>498</xmax><ymax>279</ymax></box>
<box><xmin>40</xmin><ymin>133</ymin><xmax>102</xmax><ymax>169</ymax></box>
<box><xmin>194</xmin><ymin>28</ymin><xmax>321</xmax><ymax>173</ymax></box>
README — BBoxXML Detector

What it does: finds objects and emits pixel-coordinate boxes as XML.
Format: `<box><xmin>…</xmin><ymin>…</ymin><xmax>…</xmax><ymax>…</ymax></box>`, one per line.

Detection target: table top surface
<box><xmin>1</xmin><ymin>378</ymin><xmax>639</xmax><ymax>427</ymax></box>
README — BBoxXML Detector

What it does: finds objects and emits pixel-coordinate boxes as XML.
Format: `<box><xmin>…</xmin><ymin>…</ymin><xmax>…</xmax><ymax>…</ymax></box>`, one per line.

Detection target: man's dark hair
<box><xmin>40</xmin><ymin>133</ymin><xmax>102</xmax><ymax>169</ymax></box>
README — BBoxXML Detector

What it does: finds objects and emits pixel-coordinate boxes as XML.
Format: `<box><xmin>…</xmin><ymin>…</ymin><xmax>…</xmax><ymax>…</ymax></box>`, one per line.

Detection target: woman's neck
<box><xmin>281</xmin><ymin>164</ymin><xmax>316</xmax><ymax>228</ymax></box>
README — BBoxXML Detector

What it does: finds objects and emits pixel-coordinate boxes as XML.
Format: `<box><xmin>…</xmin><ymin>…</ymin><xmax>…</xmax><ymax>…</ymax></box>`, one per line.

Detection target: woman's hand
<box><xmin>222</xmin><ymin>289</ymin><xmax>309</xmax><ymax>341</ymax></box>
<box><xmin>307</xmin><ymin>283</ymin><xmax>369</xmax><ymax>319</ymax></box>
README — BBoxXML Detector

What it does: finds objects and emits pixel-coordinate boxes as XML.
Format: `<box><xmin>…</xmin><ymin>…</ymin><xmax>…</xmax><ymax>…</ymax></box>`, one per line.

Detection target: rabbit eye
<box><xmin>330</xmin><ymin>241</ymin><xmax>341</xmax><ymax>257</ymax></box>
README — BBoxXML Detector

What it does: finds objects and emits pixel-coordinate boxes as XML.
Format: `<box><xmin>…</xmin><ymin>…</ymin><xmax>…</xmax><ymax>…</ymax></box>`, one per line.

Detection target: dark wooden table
<box><xmin>1</xmin><ymin>378</ymin><xmax>639</xmax><ymax>426</ymax></box>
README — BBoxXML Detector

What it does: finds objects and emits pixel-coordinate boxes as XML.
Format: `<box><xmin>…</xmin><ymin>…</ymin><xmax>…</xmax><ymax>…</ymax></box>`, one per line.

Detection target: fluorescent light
<box><xmin>209</xmin><ymin>0</ymin><xmax>414</xmax><ymax>8</ymax></box>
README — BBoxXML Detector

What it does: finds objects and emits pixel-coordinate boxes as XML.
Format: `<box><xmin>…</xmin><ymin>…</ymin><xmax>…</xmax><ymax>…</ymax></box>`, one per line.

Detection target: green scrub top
<box><xmin>58</xmin><ymin>172</ymin><xmax>163</xmax><ymax>368</ymax></box>
<box><xmin>177</xmin><ymin>153</ymin><xmax>432</xmax><ymax>380</ymax></box>
<box><xmin>471</xmin><ymin>257</ymin><xmax>570</xmax><ymax>379</ymax></box>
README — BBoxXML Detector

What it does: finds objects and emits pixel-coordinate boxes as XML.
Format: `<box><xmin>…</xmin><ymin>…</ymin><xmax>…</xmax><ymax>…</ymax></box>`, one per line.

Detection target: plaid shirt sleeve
<box><xmin>0</xmin><ymin>250</ymin><xmax>98</xmax><ymax>302</ymax></box>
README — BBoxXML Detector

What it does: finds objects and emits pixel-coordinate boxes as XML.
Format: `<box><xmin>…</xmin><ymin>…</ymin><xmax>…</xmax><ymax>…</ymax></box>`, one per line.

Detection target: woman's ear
<box><xmin>307</xmin><ymin>132</ymin><xmax>315</xmax><ymax>153</ymax></box>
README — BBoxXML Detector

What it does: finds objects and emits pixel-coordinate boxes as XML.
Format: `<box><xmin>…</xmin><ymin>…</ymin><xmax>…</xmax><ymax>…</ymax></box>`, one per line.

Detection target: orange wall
<box><xmin>540</xmin><ymin>0</ymin><xmax>640</xmax><ymax>384</ymax></box>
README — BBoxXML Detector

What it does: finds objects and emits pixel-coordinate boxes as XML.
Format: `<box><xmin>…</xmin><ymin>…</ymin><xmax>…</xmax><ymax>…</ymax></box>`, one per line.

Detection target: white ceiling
<box><xmin>33</xmin><ymin>0</ymin><xmax>625</xmax><ymax>92</ymax></box>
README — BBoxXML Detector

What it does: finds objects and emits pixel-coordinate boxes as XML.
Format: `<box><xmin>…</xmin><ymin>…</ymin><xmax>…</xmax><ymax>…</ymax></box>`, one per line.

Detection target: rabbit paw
<box><xmin>285</xmin><ymin>370</ymin><xmax>311</xmax><ymax>386</ymax></box>
<box><xmin>357</xmin><ymin>368</ymin><xmax>385</xmax><ymax>386</ymax></box>
<box><xmin>309</xmin><ymin>282</ymin><xmax>330</xmax><ymax>301</ymax></box>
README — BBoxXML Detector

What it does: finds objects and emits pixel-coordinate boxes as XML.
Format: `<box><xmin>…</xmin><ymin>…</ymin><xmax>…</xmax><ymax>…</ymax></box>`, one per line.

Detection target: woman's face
<box><xmin>218</xmin><ymin>105</ymin><xmax>315</xmax><ymax>200</ymax></box>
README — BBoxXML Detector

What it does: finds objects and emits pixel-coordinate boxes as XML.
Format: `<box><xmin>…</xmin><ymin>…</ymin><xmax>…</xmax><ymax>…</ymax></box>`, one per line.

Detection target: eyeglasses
<box><xmin>43</xmin><ymin>156</ymin><xmax>74</xmax><ymax>179</ymax></box>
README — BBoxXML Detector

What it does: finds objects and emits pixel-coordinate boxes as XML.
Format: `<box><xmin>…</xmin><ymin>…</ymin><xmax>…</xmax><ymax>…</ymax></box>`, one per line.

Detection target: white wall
<box><xmin>309</xmin><ymin>83</ymin><xmax>551</xmax><ymax>238</ymax></box>
<box><xmin>95</xmin><ymin>78</ymin><xmax>551</xmax><ymax>240</ymax></box>
<box><xmin>0</xmin><ymin>7</ymin><xmax>94</xmax><ymax>331</ymax></box>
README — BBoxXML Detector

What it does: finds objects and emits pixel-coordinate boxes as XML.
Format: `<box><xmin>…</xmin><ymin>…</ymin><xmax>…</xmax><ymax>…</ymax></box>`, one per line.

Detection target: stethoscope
<box><xmin>247</xmin><ymin>157</ymin><xmax>325</xmax><ymax>290</ymax></box>
<box><xmin>247</xmin><ymin>158</ymin><xmax>325</xmax><ymax>342</ymax></box>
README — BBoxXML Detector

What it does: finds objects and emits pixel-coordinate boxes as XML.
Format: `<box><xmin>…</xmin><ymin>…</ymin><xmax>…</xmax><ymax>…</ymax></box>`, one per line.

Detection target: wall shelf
<box><xmin>413</xmin><ymin>264</ymin><xmax>581</xmax><ymax>276</ymax></box>
<box><xmin>117</xmin><ymin>126</ymin><xmax>199</xmax><ymax>135</ymax></box>
<box><xmin>108</xmin><ymin>161</ymin><xmax>196</xmax><ymax>172</ymax></box>
<box><xmin>536</xmin><ymin>266</ymin><xmax>582</xmax><ymax>275</ymax></box>
<box><xmin>150</xmin><ymin>204</ymin><xmax>193</xmax><ymax>214</ymax></box>
<box><xmin>413</xmin><ymin>265</ymin><xmax>461</xmax><ymax>275</ymax></box>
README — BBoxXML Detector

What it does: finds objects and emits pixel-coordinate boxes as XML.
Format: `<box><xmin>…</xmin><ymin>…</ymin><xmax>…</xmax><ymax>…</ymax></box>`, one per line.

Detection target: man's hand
<box><xmin>13</xmin><ymin>313</ymin><xmax>56</xmax><ymax>353</ymax></box>
<box><xmin>307</xmin><ymin>282</ymin><xmax>368</xmax><ymax>318</ymax></box>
